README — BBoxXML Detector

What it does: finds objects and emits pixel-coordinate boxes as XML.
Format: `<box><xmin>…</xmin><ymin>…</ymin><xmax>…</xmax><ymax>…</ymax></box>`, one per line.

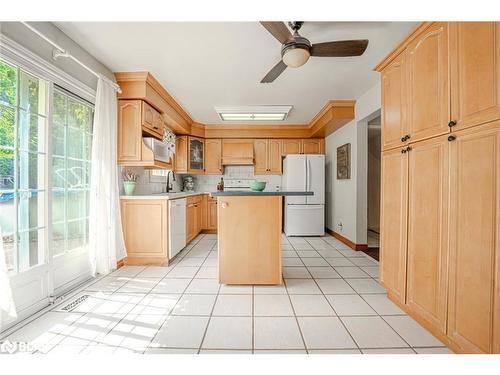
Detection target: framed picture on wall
<box><xmin>337</xmin><ymin>143</ymin><xmax>351</xmax><ymax>180</ymax></box>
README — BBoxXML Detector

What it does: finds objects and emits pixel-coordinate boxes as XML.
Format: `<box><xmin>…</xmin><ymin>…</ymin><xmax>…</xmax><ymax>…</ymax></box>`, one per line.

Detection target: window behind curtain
<box><xmin>51</xmin><ymin>87</ymin><xmax>93</xmax><ymax>258</ymax></box>
<box><xmin>0</xmin><ymin>58</ymin><xmax>94</xmax><ymax>274</ymax></box>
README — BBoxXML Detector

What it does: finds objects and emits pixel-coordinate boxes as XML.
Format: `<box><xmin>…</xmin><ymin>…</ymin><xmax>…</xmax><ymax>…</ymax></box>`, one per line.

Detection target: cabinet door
<box><xmin>208</xmin><ymin>200</ymin><xmax>218</xmax><ymax>230</ymax></box>
<box><xmin>118</xmin><ymin>100</ymin><xmax>142</xmax><ymax>162</ymax></box>
<box><xmin>379</xmin><ymin>147</ymin><xmax>408</xmax><ymax>304</ymax></box>
<box><xmin>268</xmin><ymin>139</ymin><xmax>283</xmax><ymax>174</ymax></box>
<box><xmin>188</xmin><ymin>137</ymin><xmax>204</xmax><ymax>173</ymax></box>
<box><xmin>406</xmin><ymin>135</ymin><xmax>449</xmax><ymax>334</ymax></box>
<box><xmin>254</xmin><ymin>139</ymin><xmax>268</xmax><ymax>174</ymax></box>
<box><xmin>447</xmin><ymin>122</ymin><xmax>500</xmax><ymax>353</ymax></box>
<box><xmin>407</xmin><ymin>22</ymin><xmax>450</xmax><ymax>143</ymax></box>
<box><xmin>205</xmin><ymin>139</ymin><xmax>222</xmax><ymax>174</ymax></box>
<box><xmin>174</xmin><ymin>136</ymin><xmax>188</xmax><ymax>173</ymax></box>
<box><xmin>450</xmin><ymin>22</ymin><xmax>500</xmax><ymax>132</ymax></box>
<box><xmin>282</xmin><ymin>139</ymin><xmax>302</xmax><ymax>155</ymax></box>
<box><xmin>152</xmin><ymin>111</ymin><xmax>164</xmax><ymax>136</ymax></box>
<box><xmin>381</xmin><ymin>51</ymin><xmax>408</xmax><ymax>151</ymax></box>
<box><xmin>186</xmin><ymin>203</ymin><xmax>196</xmax><ymax>243</ymax></box>
<box><xmin>142</xmin><ymin>101</ymin><xmax>162</xmax><ymax>136</ymax></box>
<box><xmin>302</xmin><ymin>139</ymin><xmax>324</xmax><ymax>154</ymax></box>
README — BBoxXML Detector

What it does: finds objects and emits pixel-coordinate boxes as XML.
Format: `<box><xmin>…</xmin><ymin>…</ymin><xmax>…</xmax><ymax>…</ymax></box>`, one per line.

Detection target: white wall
<box><xmin>325</xmin><ymin>83</ymin><xmax>381</xmax><ymax>244</ymax></box>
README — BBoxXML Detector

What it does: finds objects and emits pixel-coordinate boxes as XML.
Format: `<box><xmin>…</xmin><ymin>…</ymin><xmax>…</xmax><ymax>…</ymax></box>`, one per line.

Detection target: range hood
<box><xmin>221</xmin><ymin>139</ymin><xmax>254</xmax><ymax>165</ymax></box>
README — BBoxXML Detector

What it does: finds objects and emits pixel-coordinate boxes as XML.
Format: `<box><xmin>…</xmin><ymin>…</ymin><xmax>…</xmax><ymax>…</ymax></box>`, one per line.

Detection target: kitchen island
<box><xmin>210</xmin><ymin>190</ymin><xmax>313</xmax><ymax>285</ymax></box>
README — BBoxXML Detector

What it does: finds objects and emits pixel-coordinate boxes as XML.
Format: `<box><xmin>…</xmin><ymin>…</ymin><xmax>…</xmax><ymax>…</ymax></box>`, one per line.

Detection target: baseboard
<box><xmin>117</xmin><ymin>258</ymin><xmax>125</xmax><ymax>269</ymax></box>
<box><xmin>201</xmin><ymin>229</ymin><xmax>217</xmax><ymax>234</ymax></box>
<box><xmin>325</xmin><ymin>228</ymin><xmax>368</xmax><ymax>251</ymax></box>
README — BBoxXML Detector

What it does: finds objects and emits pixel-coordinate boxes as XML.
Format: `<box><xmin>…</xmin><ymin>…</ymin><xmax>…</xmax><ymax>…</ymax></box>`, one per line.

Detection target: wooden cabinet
<box><xmin>174</xmin><ymin>136</ymin><xmax>188</xmax><ymax>173</ymax></box>
<box><xmin>281</xmin><ymin>138</ymin><xmax>325</xmax><ymax>155</ymax></box>
<box><xmin>407</xmin><ymin>22</ymin><xmax>450</xmax><ymax>144</ymax></box>
<box><xmin>221</xmin><ymin>139</ymin><xmax>254</xmax><ymax>165</ymax></box>
<box><xmin>186</xmin><ymin>195</ymin><xmax>204</xmax><ymax>243</ymax></box>
<box><xmin>379</xmin><ymin>147</ymin><xmax>408</xmax><ymax>305</ymax></box>
<box><xmin>142</xmin><ymin>101</ymin><xmax>164</xmax><ymax>138</ymax></box>
<box><xmin>174</xmin><ymin>136</ymin><xmax>204</xmax><ymax>174</ymax></box>
<box><xmin>120</xmin><ymin>199</ymin><xmax>169</xmax><ymax>265</ymax></box>
<box><xmin>118</xmin><ymin>100</ymin><xmax>143</xmax><ymax>162</ymax></box>
<box><xmin>302</xmin><ymin>138</ymin><xmax>324</xmax><ymax>154</ymax></box>
<box><xmin>117</xmin><ymin>99</ymin><xmax>173</xmax><ymax>169</ymax></box>
<box><xmin>381</xmin><ymin>52</ymin><xmax>408</xmax><ymax>151</ymax></box>
<box><xmin>447</xmin><ymin>122</ymin><xmax>500</xmax><ymax>353</ymax></box>
<box><xmin>205</xmin><ymin>139</ymin><xmax>223</xmax><ymax>174</ymax></box>
<box><xmin>208</xmin><ymin>197</ymin><xmax>218</xmax><ymax>231</ymax></box>
<box><xmin>254</xmin><ymin>139</ymin><xmax>282</xmax><ymax>175</ymax></box>
<box><xmin>282</xmin><ymin>139</ymin><xmax>302</xmax><ymax>155</ymax></box>
<box><xmin>405</xmin><ymin>135</ymin><xmax>449</xmax><ymax>335</ymax></box>
<box><xmin>450</xmin><ymin>22</ymin><xmax>500</xmax><ymax>132</ymax></box>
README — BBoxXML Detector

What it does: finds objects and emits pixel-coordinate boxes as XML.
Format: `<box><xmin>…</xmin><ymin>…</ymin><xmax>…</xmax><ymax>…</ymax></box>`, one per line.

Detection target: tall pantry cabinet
<box><xmin>377</xmin><ymin>22</ymin><xmax>500</xmax><ymax>353</ymax></box>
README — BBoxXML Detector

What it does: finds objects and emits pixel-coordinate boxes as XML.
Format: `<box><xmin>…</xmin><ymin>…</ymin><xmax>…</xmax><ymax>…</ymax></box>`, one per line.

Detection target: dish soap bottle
<box><xmin>220</xmin><ymin>177</ymin><xmax>224</xmax><ymax>191</ymax></box>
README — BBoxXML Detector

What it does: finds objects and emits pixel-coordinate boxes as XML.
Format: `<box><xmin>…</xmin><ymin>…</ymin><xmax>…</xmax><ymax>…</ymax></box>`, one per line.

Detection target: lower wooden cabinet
<box><xmin>380</xmin><ymin>122</ymin><xmax>500</xmax><ymax>353</ymax></box>
<box><xmin>380</xmin><ymin>147</ymin><xmax>408</xmax><ymax>305</ymax></box>
<box><xmin>208</xmin><ymin>197</ymin><xmax>218</xmax><ymax>230</ymax></box>
<box><xmin>120</xmin><ymin>199</ymin><xmax>169</xmax><ymax>265</ymax></box>
<box><xmin>447</xmin><ymin>121</ymin><xmax>500</xmax><ymax>353</ymax></box>
<box><xmin>405</xmin><ymin>135</ymin><xmax>449</xmax><ymax>335</ymax></box>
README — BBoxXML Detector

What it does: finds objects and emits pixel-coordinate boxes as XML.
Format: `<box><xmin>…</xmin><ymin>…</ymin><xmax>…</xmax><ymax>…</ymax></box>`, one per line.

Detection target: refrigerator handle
<box><xmin>304</xmin><ymin>157</ymin><xmax>308</xmax><ymax>190</ymax></box>
<box><xmin>307</xmin><ymin>158</ymin><xmax>311</xmax><ymax>192</ymax></box>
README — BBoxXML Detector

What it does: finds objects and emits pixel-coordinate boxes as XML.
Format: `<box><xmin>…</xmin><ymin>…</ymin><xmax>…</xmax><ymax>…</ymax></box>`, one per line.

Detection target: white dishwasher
<box><xmin>168</xmin><ymin>198</ymin><xmax>186</xmax><ymax>259</ymax></box>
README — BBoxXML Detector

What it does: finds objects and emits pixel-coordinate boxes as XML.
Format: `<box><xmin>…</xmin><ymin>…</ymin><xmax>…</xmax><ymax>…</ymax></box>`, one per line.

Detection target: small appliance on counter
<box><xmin>182</xmin><ymin>175</ymin><xmax>195</xmax><ymax>192</ymax></box>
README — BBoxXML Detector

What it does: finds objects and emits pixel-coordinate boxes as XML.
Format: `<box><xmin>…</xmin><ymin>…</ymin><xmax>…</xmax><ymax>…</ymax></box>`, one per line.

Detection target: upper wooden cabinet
<box><xmin>381</xmin><ymin>52</ymin><xmax>408</xmax><ymax>151</ymax></box>
<box><xmin>282</xmin><ymin>138</ymin><xmax>325</xmax><ymax>155</ymax></box>
<box><xmin>407</xmin><ymin>22</ymin><xmax>450</xmax><ymax>144</ymax></box>
<box><xmin>174</xmin><ymin>136</ymin><xmax>204</xmax><ymax>174</ymax></box>
<box><xmin>447</xmin><ymin>122</ymin><xmax>500</xmax><ymax>354</ymax></box>
<box><xmin>204</xmin><ymin>139</ymin><xmax>223</xmax><ymax>174</ymax></box>
<box><xmin>117</xmin><ymin>99</ymin><xmax>173</xmax><ymax>169</ymax></box>
<box><xmin>254</xmin><ymin>139</ymin><xmax>282</xmax><ymax>175</ymax></box>
<box><xmin>302</xmin><ymin>138</ymin><xmax>325</xmax><ymax>154</ymax></box>
<box><xmin>282</xmin><ymin>139</ymin><xmax>302</xmax><ymax>155</ymax></box>
<box><xmin>221</xmin><ymin>139</ymin><xmax>254</xmax><ymax>165</ymax></box>
<box><xmin>141</xmin><ymin>101</ymin><xmax>163</xmax><ymax>138</ymax></box>
<box><xmin>450</xmin><ymin>22</ymin><xmax>500</xmax><ymax>132</ymax></box>
<box><xmin>379</xmin><ymin>147</ymin><xmax>408</xmax><ymax>305</ymax></box>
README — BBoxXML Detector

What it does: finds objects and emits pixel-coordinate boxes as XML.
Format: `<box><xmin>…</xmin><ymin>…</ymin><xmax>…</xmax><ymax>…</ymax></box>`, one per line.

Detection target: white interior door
<box><xmin>306</xmin><ymin>155</ymin><xmax>325</xmax><ymax>205</ymax></box>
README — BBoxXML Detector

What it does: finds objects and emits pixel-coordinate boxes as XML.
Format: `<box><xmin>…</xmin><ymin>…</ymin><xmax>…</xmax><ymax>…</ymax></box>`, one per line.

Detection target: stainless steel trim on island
<box><xmin>213</xmin><ymin>191</ymin><xmax>313</xmax><ymax>285</ymax></box>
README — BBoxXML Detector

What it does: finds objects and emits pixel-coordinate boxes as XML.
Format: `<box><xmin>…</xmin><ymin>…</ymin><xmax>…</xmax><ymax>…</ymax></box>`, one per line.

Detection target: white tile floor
<box><xmin>1</xmin><ymin>233</ymin><xmax>453</xmax><ymax>354</ymax></box>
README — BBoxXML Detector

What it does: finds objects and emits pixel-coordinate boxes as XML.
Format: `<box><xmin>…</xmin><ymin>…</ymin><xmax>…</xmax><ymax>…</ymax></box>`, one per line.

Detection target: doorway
<box><xmin>366</xmin><ymin>115</ymin><xmax>381</xmax><ymax>260</ymax></box>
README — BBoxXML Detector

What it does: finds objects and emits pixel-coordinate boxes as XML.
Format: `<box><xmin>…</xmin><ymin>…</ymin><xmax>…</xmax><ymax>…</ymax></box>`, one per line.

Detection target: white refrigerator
<box><xmin>282</xmin><ymin>154</ymin><xmax>325</xmax><ymax>236</ymax></box>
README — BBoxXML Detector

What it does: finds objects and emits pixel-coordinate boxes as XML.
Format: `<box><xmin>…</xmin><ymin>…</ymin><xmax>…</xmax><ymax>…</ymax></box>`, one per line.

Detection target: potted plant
<box><xmin>122</xmin><ymin>170</ymin><xmax>138</xmax><ymax>196</ymax></box>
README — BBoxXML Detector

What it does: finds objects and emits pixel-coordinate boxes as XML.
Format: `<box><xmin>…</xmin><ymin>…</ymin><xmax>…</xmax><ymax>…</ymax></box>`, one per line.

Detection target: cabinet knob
<box><xmin>448</xmin><ymin>135</ymin><xmax>456</xmax><ymax>142</ymax></box>
<box><xmin>401</xmin><ymin>149</ymin><xmax>406</xmax><ymax>154</ymax></box>
<box><xmin>448</xmin><ymin>120</ymin><xmax>457</xmax><ymax>128</ymax></box>
<box><xmin>401</xmin><ymin>136</ymin><xmax>406</xmax><ymax>142</ymax></box>
<box><xmin>406</xmin><ymin>146</ymin><xmax>412</xmax><ymax>152</ymax></box>
<box><xmin>221</xmin><ymin>202</ymin><xmax>228</xmax><ymax>208</ymax></box>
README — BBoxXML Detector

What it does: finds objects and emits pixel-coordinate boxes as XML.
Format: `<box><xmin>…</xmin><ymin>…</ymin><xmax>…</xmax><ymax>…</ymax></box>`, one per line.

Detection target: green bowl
<box><xmin>250</xmin><ymin>180</ymin><xmax>266</xmax><ymax>191</ymax></box>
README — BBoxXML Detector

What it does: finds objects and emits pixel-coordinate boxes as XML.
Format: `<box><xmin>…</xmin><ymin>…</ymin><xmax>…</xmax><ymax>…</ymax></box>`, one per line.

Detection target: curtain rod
<box><xmin>21</xmin><ymin>22</ymin><xmax>121</xmax><ymax>93</ymax></box>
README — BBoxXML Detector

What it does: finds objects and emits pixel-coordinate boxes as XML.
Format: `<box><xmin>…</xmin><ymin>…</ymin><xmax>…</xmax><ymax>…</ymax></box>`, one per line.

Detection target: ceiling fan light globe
<box><xmin>282</xmin><ymin>47</ymin><xmax>310</xmax><ymax>68</ymax></box>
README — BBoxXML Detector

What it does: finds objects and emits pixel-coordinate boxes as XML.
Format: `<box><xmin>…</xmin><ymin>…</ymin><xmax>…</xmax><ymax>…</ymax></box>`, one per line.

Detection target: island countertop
<box><xmin>210</xmin><ymin>190</ymin><xmax>313</xmax><ymax>197</ymax></box>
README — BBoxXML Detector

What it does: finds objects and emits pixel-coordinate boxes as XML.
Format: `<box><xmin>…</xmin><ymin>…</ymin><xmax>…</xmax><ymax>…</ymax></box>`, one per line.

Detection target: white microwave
<box><xmin>143</xmin><ymin>137</ymin><xmax>171</xmax><ymax>163</ymax></box>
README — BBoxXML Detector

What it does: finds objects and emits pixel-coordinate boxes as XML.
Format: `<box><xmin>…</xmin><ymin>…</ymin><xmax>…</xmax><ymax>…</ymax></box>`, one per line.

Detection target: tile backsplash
<box><xmin>119</xmin><ymin>165</ymin><xmax>281</xmax><ymax>194</ymax></box>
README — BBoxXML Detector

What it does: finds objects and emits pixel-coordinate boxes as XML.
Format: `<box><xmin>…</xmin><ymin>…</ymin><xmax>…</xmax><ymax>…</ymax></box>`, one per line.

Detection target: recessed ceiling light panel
<box><xmin>215</xmin><ymin>105</ymin><xmax>292</xmax><ymax>122</ymax></box>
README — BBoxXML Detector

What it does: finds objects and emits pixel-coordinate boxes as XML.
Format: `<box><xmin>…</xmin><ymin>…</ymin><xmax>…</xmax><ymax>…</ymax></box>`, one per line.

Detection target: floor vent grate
<box><xmin>56</xmin><ymin>295</ymin><xmax>90</xmax><ymax>312</ymax></box>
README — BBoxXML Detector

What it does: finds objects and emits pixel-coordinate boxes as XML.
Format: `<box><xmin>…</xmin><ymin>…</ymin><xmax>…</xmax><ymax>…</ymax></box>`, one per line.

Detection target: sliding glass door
<box><xmin>0</xmin><ymin>58</ymin><xmax>93</xmax><ymax>328</ymax></box>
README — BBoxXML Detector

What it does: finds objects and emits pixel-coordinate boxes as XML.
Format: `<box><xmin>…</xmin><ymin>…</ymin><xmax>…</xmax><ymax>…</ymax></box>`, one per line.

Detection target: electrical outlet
<box><xmin>337</xmin><ymin>221</ymin><xmax>343</xmax><ymax>231</ymax></box>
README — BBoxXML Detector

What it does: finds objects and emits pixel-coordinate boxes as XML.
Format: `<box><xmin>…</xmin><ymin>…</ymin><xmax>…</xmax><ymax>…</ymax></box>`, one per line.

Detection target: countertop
<box><xmin>119</xmin><ymin>192</ymin><xmax>210</xmax><ymax>200</ymax></box>
<box><xmin>210</xmin><ymin>190</ymin><xmax>314</xmax><ymax>197</ymax></box>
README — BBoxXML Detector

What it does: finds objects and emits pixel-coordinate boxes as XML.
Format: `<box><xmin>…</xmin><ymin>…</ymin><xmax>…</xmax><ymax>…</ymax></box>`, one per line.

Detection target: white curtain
<box><xmin>0</xmin><ymin>227</ymin><xmax>17</xmax><ymax>330</ymax></box>
<box><xmin>88</xmin><ymin>76</ymin><xmax>125</xmax><ymax>276</ymax></box>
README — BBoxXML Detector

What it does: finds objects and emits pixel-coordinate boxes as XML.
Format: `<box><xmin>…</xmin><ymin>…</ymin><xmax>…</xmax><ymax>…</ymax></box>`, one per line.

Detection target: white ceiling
<box><xmin>56</xmin><ymin>22</ymin><xmax>417</xmax><ymax>124</ymax></box>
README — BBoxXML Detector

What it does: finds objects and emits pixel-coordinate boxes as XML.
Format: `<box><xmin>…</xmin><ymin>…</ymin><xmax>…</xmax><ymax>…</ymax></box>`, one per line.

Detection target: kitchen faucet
<box><xmin>166</xmin><ymin>170</ymin><xmax>176</xmax><ymax>193</ymax></box>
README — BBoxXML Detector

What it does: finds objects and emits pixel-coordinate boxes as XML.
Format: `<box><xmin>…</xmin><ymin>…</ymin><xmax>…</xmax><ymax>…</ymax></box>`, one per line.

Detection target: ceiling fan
<box><xmin>259</xmin><ymin>21</ymin><xmax>369</xmax><ymax>83</ymax></box>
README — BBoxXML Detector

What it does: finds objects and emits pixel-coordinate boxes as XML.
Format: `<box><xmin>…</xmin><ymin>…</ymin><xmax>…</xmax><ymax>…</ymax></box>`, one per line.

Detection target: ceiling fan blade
<box><xmin>310</xmin><ymin>40</ymin><xmax>369</xmax><ymax>57</ymax></box>
<box><xmin>260</xmin><ymin>60</ymin><xmax>287</xmax><ymax>83</ymax></box>
<box><xmin>260</xmin><ymin>22</ymin><xmax>292</xmax><ymax>44</ymax></box>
